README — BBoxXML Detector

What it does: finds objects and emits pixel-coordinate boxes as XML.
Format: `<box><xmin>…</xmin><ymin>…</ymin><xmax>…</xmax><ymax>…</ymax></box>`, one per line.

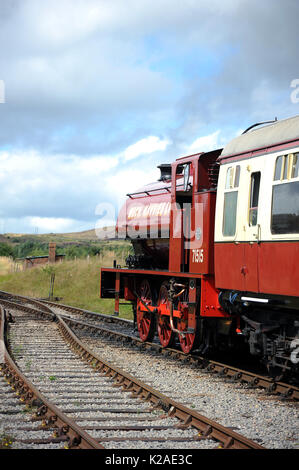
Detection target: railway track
<box><xmin>0</xmin><ymin>290</ymin><xmax>297</xmax><ymax>402</ymax></box>
<box><xmin>0</xmin><ymin>300</ymin><xmax>264</xmax><ymax>449</ymax></box>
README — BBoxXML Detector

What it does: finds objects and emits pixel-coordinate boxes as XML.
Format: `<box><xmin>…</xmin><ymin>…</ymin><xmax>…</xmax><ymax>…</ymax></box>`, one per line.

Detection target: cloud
<box><xmin>0</xmin><ymin>216</ymin><xmax>92</xmax><ymax>234</ymax></box>
<box><xmin>27</xmin><ymin>216</ymin><xmax>76</xmax><ymax>232</ymax></box>
<box><xmin>186</xmin><ymin>130</ymin><xmax>221</xmax><ymax>154</ymax></box>
<box><xmin>123</xmin><ymin>136</ymin><xmax>171</xmax><ymax>161</ymax></box>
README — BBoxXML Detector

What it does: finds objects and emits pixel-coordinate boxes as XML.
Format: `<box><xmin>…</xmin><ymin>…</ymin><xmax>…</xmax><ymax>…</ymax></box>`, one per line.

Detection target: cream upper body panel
<box><xmin>215</xmin><ymin>144</ymin><xmax>299</xmax><ymax>243</ymax></box>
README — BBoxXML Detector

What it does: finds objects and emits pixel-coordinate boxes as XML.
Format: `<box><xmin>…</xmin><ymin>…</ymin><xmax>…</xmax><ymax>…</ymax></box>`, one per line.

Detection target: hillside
<box><xmin>4</xmin><ymin>226</ymin><xmax>116</xmax><ymax>244</ymax></box>
<box><xmin>0</xmin><ymin>227</ymin><xmax>131</xmax><ymax>261</ymax></box>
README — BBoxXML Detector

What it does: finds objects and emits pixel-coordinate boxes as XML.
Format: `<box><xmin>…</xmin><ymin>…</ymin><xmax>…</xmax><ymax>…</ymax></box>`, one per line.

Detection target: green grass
<box><xmin>0</xmin><ymin>249</ymin><xmax>134</xmax><ymax>320</ymax></box>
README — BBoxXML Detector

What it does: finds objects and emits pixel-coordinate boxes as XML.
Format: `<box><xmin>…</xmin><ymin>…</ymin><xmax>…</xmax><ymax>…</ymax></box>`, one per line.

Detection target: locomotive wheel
<box><xmin>177</xmin><ymin>289</ymin><xmax>199</xmax><ymax>354</ymax></box>
<box><xmin>177</xmin><ymin>321</ymin><xmax>199</xmax><ymax>354</ymax></box>
<box><xmin>157</xmin><ymin>282</ymin><xmax>175</xmax><ymax>348</ymax></box>
<box><xmin>136</xmin><ymin>279</ymin><xmax>156</xmax><ymax>342</ymax></box>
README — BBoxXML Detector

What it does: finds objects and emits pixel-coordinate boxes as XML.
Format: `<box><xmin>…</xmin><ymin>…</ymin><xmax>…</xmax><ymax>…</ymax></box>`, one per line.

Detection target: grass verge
<box><xmin>0</xmin><ymin>252</ymin><xmax>133</xmax><ymax>320</ymax></box>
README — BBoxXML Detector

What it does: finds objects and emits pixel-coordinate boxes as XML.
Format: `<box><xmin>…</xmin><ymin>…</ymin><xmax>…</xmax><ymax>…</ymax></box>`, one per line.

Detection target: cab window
<box><xmin>223</xmin><ymin>165</ymin><xmax>240</xmax><ymax>236</ymax></box>
<box><xmin>272</xmin><ymin>153</ymin><xmax>299</xmax><ymax>234</ymax></box>
<box><xmin>272</xmin><ymin>182</ymin><xmax>299</xmax><ymax>234</ymax></box>
<box><xmin>249</xmin><ymin>172</ymin><xmax>261</xmax><ymax>226</ymax></box>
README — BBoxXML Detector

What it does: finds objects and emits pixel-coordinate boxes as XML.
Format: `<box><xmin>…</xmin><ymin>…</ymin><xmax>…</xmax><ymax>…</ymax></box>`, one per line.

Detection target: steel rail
<box><xmin>0</xmin><ymin>289</ymin><xmax>131</xmax><ymax>325</ymax></box>
<box><xmin>0</xmin><ymin>306</ymin><xmax>104</xmax><ymax>449</ymax></box>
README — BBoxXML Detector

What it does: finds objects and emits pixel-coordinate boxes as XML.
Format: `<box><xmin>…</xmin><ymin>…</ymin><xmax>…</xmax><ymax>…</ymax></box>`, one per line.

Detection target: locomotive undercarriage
<box><xmin>219</xmin><ymin>290</ymin><xmax>299</xmax><ymax>380</ymax></box>
<box><xmin>134</xmin><ymin>277</ymin><xmax>242</xmax><ymax>356</ymax></box>
<box><xmin>242</xmin><ymin>314</ymin><xmax>299</xmax><ymax>380</ymax></box>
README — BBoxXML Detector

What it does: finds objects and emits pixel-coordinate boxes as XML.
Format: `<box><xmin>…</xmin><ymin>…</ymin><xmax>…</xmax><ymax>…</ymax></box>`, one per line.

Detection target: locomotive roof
<box><xmin>219</xmin><ymin>114</ymin><xmax>299</xmax><ymax>161</ymax></box>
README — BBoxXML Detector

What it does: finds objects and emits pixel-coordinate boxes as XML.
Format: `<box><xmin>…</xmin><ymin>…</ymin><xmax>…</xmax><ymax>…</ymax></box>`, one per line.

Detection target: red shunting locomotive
<box><xmin>100</xmin><ymin>115</ymin><xmax>299</xmax><ymax>379</ymax></box>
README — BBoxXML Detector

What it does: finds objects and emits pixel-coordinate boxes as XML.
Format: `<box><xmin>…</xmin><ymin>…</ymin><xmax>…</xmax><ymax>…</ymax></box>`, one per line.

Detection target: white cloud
<box><xmin>186</xmin><ymin>130</ymin><xmax>221</xmax><ymax>154</ymax></box>
<box><xmin>123</xmin><ymin>136</ymin><xmax>171</xmax><ymax>161</ymax></box>
<box><xmin>0</xmin><ymin>149</ymin><xmax>117</xmax><ymax>182</ymax></box>
<box><xmin>76</xmin><ymin>155</ymin><xmax>119</xmax><ymax>174</ymax></box>
<box><xmin>32</xmin><ymin>1</ymin><xmax>104</xmax><ymax>45</ymax></box>
<box><xmin>105</xmin><ymin>167</ymin><xmax>159</xmax><ymax>202</ymax></box>
<box><xmin>1</xmin><ymin>216</ymin><xmax>92</xmax><ymax>234</ymax></box>
<box><xmin>27</xmin><ymin>216</ymin><xmax>76</xmax><ymax>232</ymax></box>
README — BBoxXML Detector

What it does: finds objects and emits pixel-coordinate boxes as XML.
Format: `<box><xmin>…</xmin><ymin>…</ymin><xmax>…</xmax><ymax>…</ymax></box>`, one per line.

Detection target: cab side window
<box><xmin>249</xmin><ymin>172</ymin><xmax>261</xmax><ymax>226</ymax></box>
<box><xmin>223</xmin><ymin>165</ymin><xmax>240</xmax><ymax>236</ymax></box>
<box><xmin>272</xmin><ymin>153</ymin><xmax>299</xmax><ymax>234</ymax></box>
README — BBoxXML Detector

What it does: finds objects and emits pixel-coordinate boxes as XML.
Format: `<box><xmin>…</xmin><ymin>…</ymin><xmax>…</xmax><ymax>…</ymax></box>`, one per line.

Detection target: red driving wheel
<box><xmin>157</xmin><ymin>282</ymin><xmax>175</xmax><ymax>348</ymax></box>
<box><xmin>136</xmin><ymin>279</ymin><xmax>156</xmax><ymax>342</ymax></box>
<box><xmin>177</xmin><ymin>290</ymin><xmax>199</xmax><ymax>354</ymax></box>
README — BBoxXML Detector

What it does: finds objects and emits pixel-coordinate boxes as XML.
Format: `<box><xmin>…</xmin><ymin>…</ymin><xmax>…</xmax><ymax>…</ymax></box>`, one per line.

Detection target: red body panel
<box><xmin>189</xmin><ymin>191</ymin><xmax>216</xmax><ymax>275</ymax></box>
<box><xmin>169</xmin><ymin>206</ymin><xmax>184</xmax><ymax>272</ymax></box>
<box><xmin>215</xmin><ymin>241</ymin><xmax>299</xmax><ymax>297</ymax></box>
<box><xmin>200</xmin><ymin>277</ymin><xmax>227</xmax><ymax>317</ymax></box>
<box><xmin>100</xmin><ymin>266</ymin><xmax>204</xmax><ymax>281</ymax></box>
<box><xmin>259</xmin><ymin>242</ymin><xmax>299</xmax><ymax>297</ymax></box>
<box><xmin>243</xmin><ymin>244</ymin><xmax>259</xmax><ymax>292</ymax></box>
<box><xmin>214</xmin><ymin>243</ymin><xmax>245</xmax><ymax>291</ymax></box>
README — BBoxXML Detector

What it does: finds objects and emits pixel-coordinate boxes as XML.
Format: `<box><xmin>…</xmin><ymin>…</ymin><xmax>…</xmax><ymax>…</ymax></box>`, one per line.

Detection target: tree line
<box><xmin>0</xmin><ymin>241</ymin><xmax>102</xmax><ymax>260</ymax></box>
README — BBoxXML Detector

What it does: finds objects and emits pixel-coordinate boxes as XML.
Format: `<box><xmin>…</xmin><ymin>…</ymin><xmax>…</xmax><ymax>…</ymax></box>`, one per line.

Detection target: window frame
<box><xmin>222</xmin><ymin>165</ymin><xmax>240</xmax><ymax>237</ymax></box>
<box><xmin>248</xmin><ymin>171</ymin><xmax>261</xmax><ymax>227</ymax></box>
<box><xmin>271</xmin><ymin>152</ymin><xmax>299</xmax><ymax>235</ymax></box>
<box><xmin>274</xmin><ymin>153</ymin><xmax>299</xmax><ymax>182</ymax></box>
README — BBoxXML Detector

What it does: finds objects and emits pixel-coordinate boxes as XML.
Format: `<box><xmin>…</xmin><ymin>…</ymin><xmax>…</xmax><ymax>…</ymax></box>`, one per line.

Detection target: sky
<box><xmin>0</xmin><ymin>0</ymin><xmax>298</xmax><ymax>234</ymax></box>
